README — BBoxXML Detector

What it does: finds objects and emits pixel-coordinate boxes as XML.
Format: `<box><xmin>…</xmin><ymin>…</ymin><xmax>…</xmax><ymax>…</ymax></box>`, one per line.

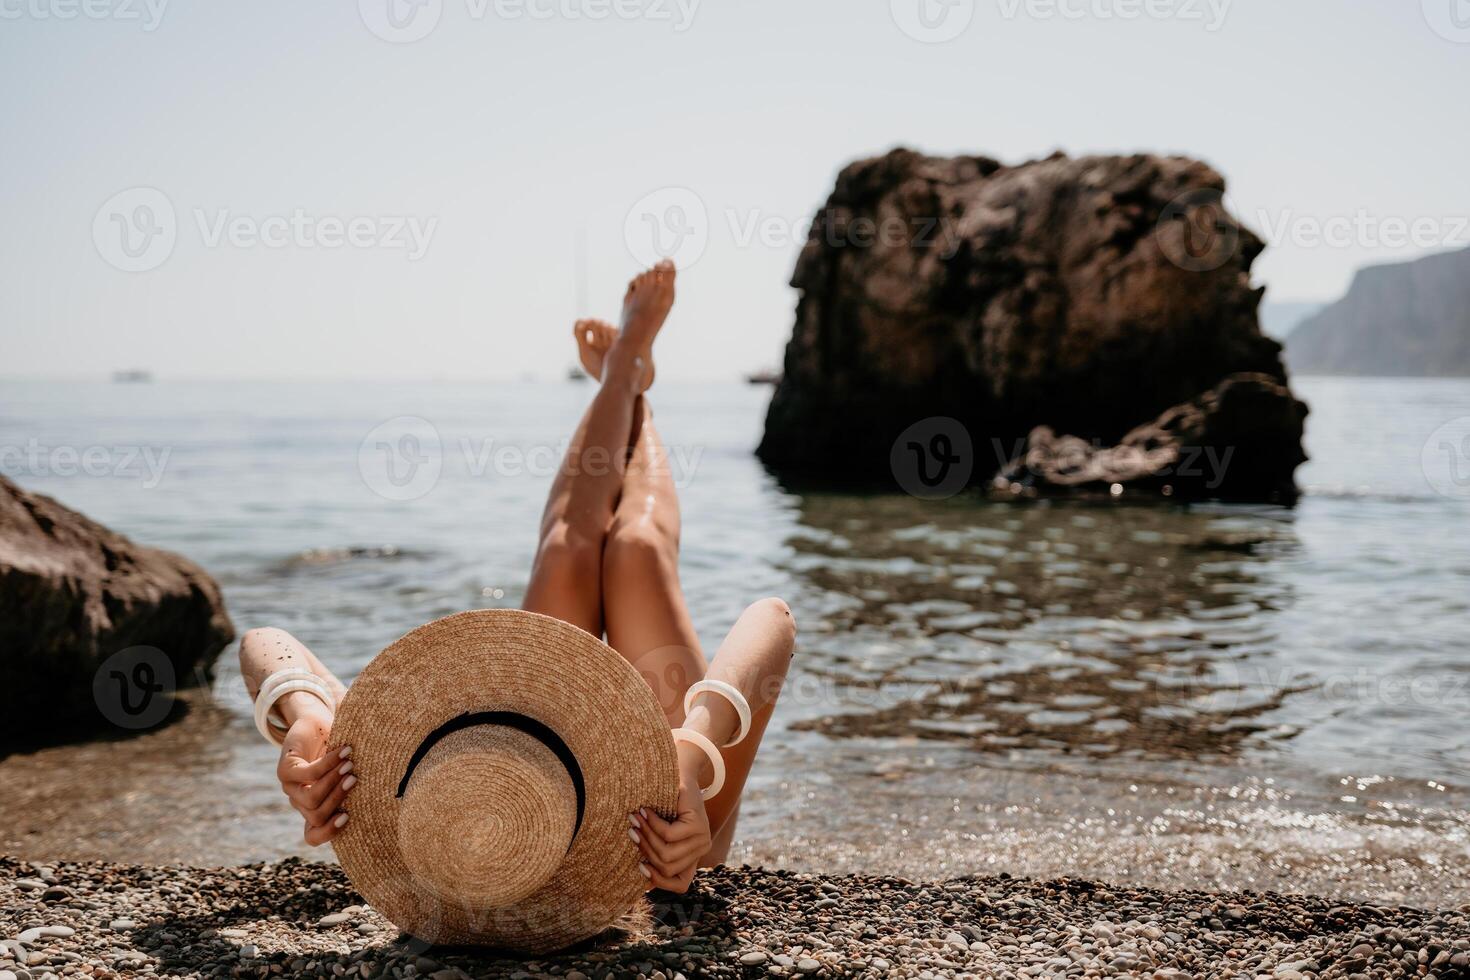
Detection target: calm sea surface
<box><xmin>2</xmin><ymin>377</ymin><xmax>1468</xmax><ymax>905</ymax></box>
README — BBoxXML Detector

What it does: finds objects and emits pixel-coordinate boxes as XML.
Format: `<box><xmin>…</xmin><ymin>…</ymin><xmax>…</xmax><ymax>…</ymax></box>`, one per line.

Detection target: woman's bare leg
<box><xmin>603</xmin><ymin>401</ymin><xmax>797</xmax><ymax>861</ymax></box>
<box><xmin>522</xmin><ymin>261</ymin><xmax>675</xmax><ymax>635</ymax></box>
<box><xmin>603</xmin><ymin>398</ymin><xmax>706</xmax><ymax>721</ymax></box>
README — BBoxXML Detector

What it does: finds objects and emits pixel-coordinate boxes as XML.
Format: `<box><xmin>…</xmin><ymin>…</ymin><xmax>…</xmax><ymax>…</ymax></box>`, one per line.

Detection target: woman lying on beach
<box><xmin>239</xmin><ymin>260</ymin><xmax>795</xmax><ymax>895</ymax></box>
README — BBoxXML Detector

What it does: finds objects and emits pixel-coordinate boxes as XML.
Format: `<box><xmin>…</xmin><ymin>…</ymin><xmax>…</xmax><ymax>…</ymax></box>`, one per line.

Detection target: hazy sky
<box><xmin>2</xmin><ymin>0</ymin><xmax>1465</xmax><ymax>380</ymax></box>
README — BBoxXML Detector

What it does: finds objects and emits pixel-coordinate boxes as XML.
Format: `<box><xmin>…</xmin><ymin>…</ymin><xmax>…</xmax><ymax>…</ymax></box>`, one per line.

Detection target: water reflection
<box><xmin>782</xmin><ymin>495</ymin><xmax>1308</xmax><ymax>760</ymax></box>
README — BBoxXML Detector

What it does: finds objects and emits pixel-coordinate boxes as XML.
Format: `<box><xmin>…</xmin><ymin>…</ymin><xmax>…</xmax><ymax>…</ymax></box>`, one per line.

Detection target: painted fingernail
<box><xmin>628</xmin><ymin>813</ymin><xmax>641</xmax><ymax>828</ymax></box>
<box><xmin>639</xmin><ymin>807</ymin><xmax>648</xmax><ymax>819</ymax></box>
<box><xmin>638</xmin><ymin>862</ymin><xmax>651</xmax><ymax>878</ymax></box>
<box><xmin>333</xmin><ymin>812</ymin><xmax>349</xmax><ymax>829</ymax></box>
<box><xmin>339</xmin><ymin>746</ymin><xmax>352</xmax><ymax>759</ymax></box>
<box><xmin>342</xmin><ymin>775</ymin><xmax>357</xmax><ymax>791</ymax></box>
<box><xmin>338</xmin><ymin>762</ymin><xmax>353</xmax><ymax>776</ymax></box>
<box><xmin>627</xmin><ymin>828</ymin><xmax>641</xmax><ymax>845</ymax></box>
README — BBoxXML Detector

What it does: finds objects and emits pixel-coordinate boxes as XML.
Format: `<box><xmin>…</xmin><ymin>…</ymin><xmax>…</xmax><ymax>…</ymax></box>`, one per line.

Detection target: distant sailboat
<box><xmin>745</xmin><ymin>368</ymin><xmax>781</xmax><ymax>386</ymax></box>
<box><xmin>568</xmin><ymin>222</ymin><xmax>592</xmax><ymax>383</ymax></box>
<box><xmin>112</xmin><ymin>369</ymin><xmax>153</xmax><ymax>383</ymax></box>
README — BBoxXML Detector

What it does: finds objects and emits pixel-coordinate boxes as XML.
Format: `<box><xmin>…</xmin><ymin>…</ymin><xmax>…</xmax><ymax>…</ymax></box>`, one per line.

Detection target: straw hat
<box><xmin>328</xmin><ymin>609</ymin><xmax>679</xmax><ymax>953</ymax></box>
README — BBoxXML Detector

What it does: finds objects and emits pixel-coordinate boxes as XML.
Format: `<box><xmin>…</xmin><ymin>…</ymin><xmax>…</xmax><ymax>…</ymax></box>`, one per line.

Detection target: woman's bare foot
<box><xmin>575</xmin><ymin>318</ymin><xmax>659</xmax><ymax>388</ymax></box>
<box><xmin>574</xmin><ymin>318</ymin><xmax>616</xmax><ymax>380</ymax></box>
<box><xmin>599</xmin><ymin>260</ymin><xmax>675</xmax><ymax>391</ymax></box>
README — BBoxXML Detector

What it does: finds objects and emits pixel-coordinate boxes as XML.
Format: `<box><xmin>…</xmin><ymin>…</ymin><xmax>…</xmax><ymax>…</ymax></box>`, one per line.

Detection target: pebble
<box><xmin>739</xmin><ymin>951</ymin><xmax>767</xmax><ymax>965</ymax></box>
<box><xmin>13</xmin><ymin>929</ymin><xmax>72</xmax><ymax>946</ymax></box>
<box><xmin>795</xmin><ymin>957</ymin><xmax>820</xmax><ymax>973</ymax></box>
<box><xmin>316</xmin><ymin>912</ymin><xmax>352</xmax><ymax>928</ymax></box>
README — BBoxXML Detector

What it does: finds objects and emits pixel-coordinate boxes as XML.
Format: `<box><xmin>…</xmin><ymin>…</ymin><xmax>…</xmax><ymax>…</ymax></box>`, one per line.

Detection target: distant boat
<box><xmin>112</xmin><ymin>369</ymin><xmax>153</xmax><ymax>383</ymax></box>
<box><xmin>567</xmin><ymin>364</ymin><xmax>589</xmax><ymax>382</ymax></box>
<box><xmin>745</xmin><ymin>368</ymin><xmax>781</xmax><ymax>386</ymax></box>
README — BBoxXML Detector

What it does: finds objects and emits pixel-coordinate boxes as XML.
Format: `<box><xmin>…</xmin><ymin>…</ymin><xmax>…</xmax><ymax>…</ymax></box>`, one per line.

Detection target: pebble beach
<box><xmin>4</xmin><ymin>857</ymin><xmax>1468</xmax><ymax>980</ymax></box>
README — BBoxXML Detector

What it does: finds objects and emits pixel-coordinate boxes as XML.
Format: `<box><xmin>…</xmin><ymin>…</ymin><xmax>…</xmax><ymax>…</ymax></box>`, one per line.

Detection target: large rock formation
<box><xmin>1287</xmin><ymin>246</ymin><xmax>1470</xmax><ymax>376</ymax></box>
<box><xmin>0</xmin><ymin>476</ymin><xmax>234</xmax><ymax>745</ymax></box>
<box><xmin>757</xmin><ymin>148</ymin><xmax>1308</xmax><ymax>502</ymax></box>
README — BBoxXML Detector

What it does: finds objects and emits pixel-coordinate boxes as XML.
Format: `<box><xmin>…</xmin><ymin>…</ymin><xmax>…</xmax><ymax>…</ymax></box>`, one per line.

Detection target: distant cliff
<box><xmin>1287</xmin><ymin>247</ymin><xmax>1470</xmax><ymax>376</ymax></box>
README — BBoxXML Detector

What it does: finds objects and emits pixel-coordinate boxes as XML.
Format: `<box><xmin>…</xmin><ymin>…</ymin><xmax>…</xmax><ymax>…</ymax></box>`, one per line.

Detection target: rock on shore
<box><xmin>996</xmin><ymin>372</ymin><xmax>1309</xmax><ymax>500</ymax></box>
<box><xmin>757</xmin><ymin>148</ymin><xmax>1308</xmax><ymax>502</ymax></box>
<box><xmin>0</xmin><ymin>476</ymin><xmax>234</xmax><ymax>746</ymax></box>
<box><xmin>3</xmin><ymin>856</ymin><xmax>1467</xmax><ymax>979</ymax></box>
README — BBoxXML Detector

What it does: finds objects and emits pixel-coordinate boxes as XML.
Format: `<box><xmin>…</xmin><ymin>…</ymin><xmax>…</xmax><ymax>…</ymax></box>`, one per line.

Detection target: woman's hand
<box><xmin>275</xmin><ymin>695</ymin><xmax>355</xmax><ymax>846</ymax></box>
<box><xmin>631</xmin><ymin>772</ymin><xmax>713</xmax><ymax>893</ymax></box>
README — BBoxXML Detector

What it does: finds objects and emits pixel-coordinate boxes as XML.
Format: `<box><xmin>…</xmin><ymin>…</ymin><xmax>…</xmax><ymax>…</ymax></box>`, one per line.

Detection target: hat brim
<box><xmin>329</xmin><ymin>609</ymin><xmax>680</xmax><ymax>953</ymax></box>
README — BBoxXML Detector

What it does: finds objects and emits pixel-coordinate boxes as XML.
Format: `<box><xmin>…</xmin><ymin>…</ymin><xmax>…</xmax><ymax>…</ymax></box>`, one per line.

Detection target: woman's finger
<box><xmin>279</xmin><ymin>745</ymin><xmax>349</xmax><ymax>786</ymax></box>
<box><xmin>646</xmin><ymin>854</ymin><xmax>696</xmax><ymax>881</ymax></box>
<box><xmin>637</xmin><ymin>829</ymin><xmax>705</xmax><ymax>868</ymax></box>
<box><xmin>281</xmin><ymin>761</ymin><xmax>343</xmax><ymax>812</ymax></box>
<box><xmin>640</xmin><ymin>862</ymin><xmax>691</xmax><ymax>894</ymax></box>
<box><xmin>630</xmin><ymin>823</ymin><xmax>673</xmax><ymax>863</ymax></box>
<box><xmin>306</xmin><ymin>773</ymin><xmax>356</xmax><ymax>827</ymax></box>
<box><xmin>304</xmin><ymin>761</ymin><xmax>353</xmax><ymax>809</ymax></box>
<box><xmin>304</xmin><ymin>812</ymin><xmax>349</xmax><ymax>847</ymax></box>
<box><xmin>638</xmin><ymin>807</ymin><xmax>701</xmax><ymax>843</ymax></box>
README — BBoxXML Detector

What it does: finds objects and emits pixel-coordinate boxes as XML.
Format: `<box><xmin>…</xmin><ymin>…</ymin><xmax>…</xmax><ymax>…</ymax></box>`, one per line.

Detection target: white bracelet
<box><xmin>253</xmin><ymin>670</ymin><xmax>334</xmax><ymax>746</ymax></box>
<box><xmin>670</xmin><ymin>727</ymin><xmax>726</xmax><ymax>801</ymax></box>
<box><xmin>682</xmin><ymin>679</ymin><xmax>751</xmax><ymax>748</ymax></box>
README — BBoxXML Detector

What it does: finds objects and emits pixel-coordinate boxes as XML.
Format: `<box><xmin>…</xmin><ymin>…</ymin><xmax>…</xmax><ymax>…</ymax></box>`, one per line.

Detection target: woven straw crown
<box><xmin>329</xmin><ymin>609</ymin><xmax>680</xmax><ymax>953</ymax></box>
